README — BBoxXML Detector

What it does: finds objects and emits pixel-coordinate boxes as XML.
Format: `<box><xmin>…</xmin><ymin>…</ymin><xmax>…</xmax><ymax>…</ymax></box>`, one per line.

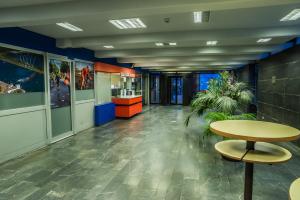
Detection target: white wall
<box><xmin>0</xmin><ymin>106</ymin><xmax>47</xmax><ymax>163</ymax></box>
<box><xmin>74</xmin><ymin>100</ymin><xmax>95</xmax><ymax>133</ymax></box>
<box><xmin>96</xmin><ymin>72</ymin><xmax>112</xmax><ymax>104</ymax></box>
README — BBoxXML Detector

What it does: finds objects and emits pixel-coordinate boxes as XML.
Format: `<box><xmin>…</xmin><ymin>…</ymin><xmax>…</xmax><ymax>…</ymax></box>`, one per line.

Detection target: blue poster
<box><xmin>0</xmin><ymin>46</ymin><xmax>44</xmax><ymax>94</ymax></box>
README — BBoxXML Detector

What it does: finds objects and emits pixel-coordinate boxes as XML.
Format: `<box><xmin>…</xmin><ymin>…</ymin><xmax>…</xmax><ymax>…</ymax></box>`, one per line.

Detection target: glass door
<box><xmin>170</xmin><ymin>77</ymin><xmax>183</xmax><ymax>105</ymax></box>
<box><xmin>48</xmin><ymin>57</ymin><xmax>73</xmax><ymax>141</ymax></box>
<box><xmin>177</xmin><ymin>77</ymin><xmax>183</xmax><ymax>104</ymax></box>
<box><xmin>150</xmin><ymin>75</ymin><xmax>160</xmax><ymax>104</ymax></box>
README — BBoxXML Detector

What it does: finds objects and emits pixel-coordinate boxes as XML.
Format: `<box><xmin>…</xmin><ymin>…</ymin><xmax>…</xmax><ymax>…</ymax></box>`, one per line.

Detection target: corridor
<box><xmin>0</xmin><ymin>106</ymin><xmax>300</xmax><ymax>200</ymax></box>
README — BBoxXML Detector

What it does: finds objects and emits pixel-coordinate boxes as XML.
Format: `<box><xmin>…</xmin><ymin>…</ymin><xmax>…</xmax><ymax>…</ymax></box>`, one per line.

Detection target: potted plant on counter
<box><xmin>185</xmin><ymin>71</ymin><xmax>256</xmax><ymax>138</ymax></box>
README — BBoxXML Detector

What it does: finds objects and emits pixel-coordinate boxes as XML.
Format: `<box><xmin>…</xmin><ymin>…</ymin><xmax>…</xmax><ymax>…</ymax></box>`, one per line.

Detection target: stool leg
<box><xmin>244</xmin><ymin>162</ymin><xmax>254</xmax><ymax>200</ymax></box>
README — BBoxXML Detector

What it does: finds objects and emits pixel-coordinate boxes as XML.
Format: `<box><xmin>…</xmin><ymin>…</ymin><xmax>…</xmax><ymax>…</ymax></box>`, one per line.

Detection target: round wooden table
<box><xmin>210</xmin><ymin>120</ymin><xmax>300</xmax><ymax>200</ymax></box>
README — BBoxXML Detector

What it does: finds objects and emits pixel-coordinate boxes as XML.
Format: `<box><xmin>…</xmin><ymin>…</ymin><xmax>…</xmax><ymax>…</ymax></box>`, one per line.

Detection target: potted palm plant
<box><xmin>185</xmin><ymin>71</ymin><xmax>256</xmax><ymax>137</ymax></box>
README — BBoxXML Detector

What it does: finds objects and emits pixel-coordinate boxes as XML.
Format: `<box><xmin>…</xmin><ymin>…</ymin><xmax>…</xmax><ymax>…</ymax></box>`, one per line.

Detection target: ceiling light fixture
<box><xmin>56</xmin><ymin>22</ymin><xmax>83</xmax><ymax>32</ymax></box>
<box><xmin>194</xmin><ymin>11</ymin><xmax>203</xmax><ymax>23</ymax></box>
<box><xmin>155</xmin><ymin>42</ymin><xmax>164</xmax><ymax>46</ymax></box>
<box><xmin>169</xmin><ymin>42</ymin><xmax>177</xmax><ymax>46</ymax></box>
<box><xmin>280</xmin><ymin>9</ymin><xmax>300</xmax><ymax>21</ymax></box>
<box><xmin>178</xmin><ymin>66</ymin><xmax>189</xmax><ymax>69</ymax></box>
<box><xmin>206</xmin><ymin>41</ymin><xmax>218</xmax><ymax>46</ymax></box>
<box><xmin>193</xmin><ymin>11</ymin><xmax>210</xmax><ymax>23</ymax></box>
<box><xmin>103</xmin><ymin>45</ymin><xmax>114</xmax><ymax>49</ymax></box>
<box><xmin>257</xmin><ymin>38</ymin><xmax>272</xmax><ymax>43</ymax></box>
<box><xmin>109</xmin><ymin>18</ymin><xmax>146</xmax><ymax>29</ymax></box>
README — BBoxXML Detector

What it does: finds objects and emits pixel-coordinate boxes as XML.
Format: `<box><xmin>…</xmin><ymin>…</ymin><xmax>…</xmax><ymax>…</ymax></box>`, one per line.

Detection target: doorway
<box><xmin>170</xmin><ymin>77</ymin><xmax>183</xmax><ymax>105</ymax></box>
<box><xmin>150</xmin><ymin>75</ymin><xmax>160</xmax><ymax>104</ymax></box>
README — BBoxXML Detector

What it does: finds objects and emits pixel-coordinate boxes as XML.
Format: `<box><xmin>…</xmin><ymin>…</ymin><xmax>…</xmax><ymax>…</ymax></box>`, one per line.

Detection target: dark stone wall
<box><xmin>234</xmin><ymin>64</ymin><xmax>257</xmax><ymax>113</ymax></box>
<box><xmin>256</xmin><ymin>45</ymin><xmax>300</xmax><ymax>145</ymax></box>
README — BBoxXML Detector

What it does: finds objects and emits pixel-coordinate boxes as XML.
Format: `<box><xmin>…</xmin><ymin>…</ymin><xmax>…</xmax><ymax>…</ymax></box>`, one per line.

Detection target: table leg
<box><xmin>244</xmin><ymin>141</ymin><xmax>255</xmax><ymax>200</ymax></box>
<box><xmin>244</xmin><ymin>162</ymin><xmax>254</xmax><ymax>200</ymax></box>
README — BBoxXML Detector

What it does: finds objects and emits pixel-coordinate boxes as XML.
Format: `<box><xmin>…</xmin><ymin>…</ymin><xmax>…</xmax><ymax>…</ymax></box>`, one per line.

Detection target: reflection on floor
<box><xmin>0</xmin><ymin>106</ymin><xmax>300</xmax><ymax>200</ymax></box>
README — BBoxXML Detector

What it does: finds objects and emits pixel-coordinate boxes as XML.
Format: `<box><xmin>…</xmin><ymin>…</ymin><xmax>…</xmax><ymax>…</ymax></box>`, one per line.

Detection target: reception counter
<box><xmin>112</xmin><ymin>95</ymin><xmax>142</xmax><ymax>118</ymax></box>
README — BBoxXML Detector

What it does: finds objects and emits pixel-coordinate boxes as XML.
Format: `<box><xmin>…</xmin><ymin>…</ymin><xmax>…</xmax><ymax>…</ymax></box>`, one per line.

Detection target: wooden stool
<box><xmin>215</xmin><ymin>140</ymin><xmax>292</xmax><ymax>163</ymax></box>
<box><xmin>290</xmin><ymin>178</ymin><xmax>300</xmax><ymax>200</ymax></box>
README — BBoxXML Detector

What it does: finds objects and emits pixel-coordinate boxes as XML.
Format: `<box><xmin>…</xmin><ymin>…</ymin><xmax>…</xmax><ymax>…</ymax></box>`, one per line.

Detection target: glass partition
<box><xmin>0</xmin><ymin>45</ymin><xmax>45</xmax><ymax>110</ymax></box>
<box><xmin>111</xmin><ymin>73</ymin><xmax>142</xmax><ymax>97</ymax></box>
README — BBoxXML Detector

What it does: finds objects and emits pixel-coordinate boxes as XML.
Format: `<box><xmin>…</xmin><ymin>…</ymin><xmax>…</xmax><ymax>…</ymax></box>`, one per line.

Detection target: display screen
<box><xmin>75</xmin><ymin>61</ymin><xmax>94</xmax><ymax>90</ymax></box>
<box><xmin>199</xmin><ymin>73</ymin><xmax>220</xmax><ymax>91</ymax></box>
<box><xmin>0</xmin><ymin>46</ymin><xmax>44</xmax><ymax>95</ymax></box>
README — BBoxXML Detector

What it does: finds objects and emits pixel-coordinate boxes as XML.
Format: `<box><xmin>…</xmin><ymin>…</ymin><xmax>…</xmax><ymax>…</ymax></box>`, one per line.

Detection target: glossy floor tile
<box><xmin>0</xmin><ymin>106</ymin><xmax>300</xmax><ymax>200</ymax></box>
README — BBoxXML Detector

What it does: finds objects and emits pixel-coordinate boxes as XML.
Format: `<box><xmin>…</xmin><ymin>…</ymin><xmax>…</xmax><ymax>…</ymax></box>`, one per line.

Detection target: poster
<box><xmin>49</xmin><ymin>59</ymin><xmax>71</xmax><ymax>108</ymax></box>
<box><xmin>75</xmin><ymin>61</ymin><xmax>94</xmax><ymax>90</ymax></box>
<box><xmin>0</xmin><ymin>46</ymin><xmax>44</xmax><ymax>94</ymax></box>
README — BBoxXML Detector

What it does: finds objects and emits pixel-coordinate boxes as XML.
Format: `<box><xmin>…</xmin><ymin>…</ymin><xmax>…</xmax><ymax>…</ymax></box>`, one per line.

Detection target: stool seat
<box><xmin>290</xmin><ymin>178</ymin><xmax>300</xmax><ymax>200</ymax></box>
<box><xmin>215</xmin><ymin>140</ymin><xmax>292</xmax><ymax>164</ymax></box>
<box><xmin>215</xmin><ymin>140</ymin><xmax>247</xmax><ymax>161</ymax></box>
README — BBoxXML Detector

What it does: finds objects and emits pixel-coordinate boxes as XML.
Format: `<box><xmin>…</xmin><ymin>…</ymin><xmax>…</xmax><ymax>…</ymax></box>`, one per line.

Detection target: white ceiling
<box><xmin>0</xmin><ymin>0</ymin><xmax>299</xmax><ymax>71</ymax></box>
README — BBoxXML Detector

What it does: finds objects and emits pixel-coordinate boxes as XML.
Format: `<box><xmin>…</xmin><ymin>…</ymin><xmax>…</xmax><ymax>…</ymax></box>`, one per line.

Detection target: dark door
<box><xmin>150</xmin><ymin>75</ymin><xmax>160</xmax><ymax>104</ymax></box>
<box><xmin>170</xmin><ymin>77</ymin><xmax>183</xmax><ymax>105</ymax></box>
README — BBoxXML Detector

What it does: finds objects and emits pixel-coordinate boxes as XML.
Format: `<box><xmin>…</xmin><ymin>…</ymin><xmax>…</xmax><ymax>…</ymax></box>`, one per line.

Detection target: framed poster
<box><xmin>75</xmin><ymin>61</ymin><xmax>94</xmax><ymax>90</ymax></box>
<box><xmin>49</xmin><ymin>59</ymin><xmax>71</xmax><ymax>108</ymax></box>
<box><xmin>0</xmin><ymin>46</ymin><xmax>44</xmax><ymax>95</ymax></box>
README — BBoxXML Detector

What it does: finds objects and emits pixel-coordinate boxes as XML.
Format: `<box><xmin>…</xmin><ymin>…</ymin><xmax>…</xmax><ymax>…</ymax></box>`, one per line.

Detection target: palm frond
<box><xmin>204</xmin><ymin>112</ymin><xmax>229</xmax><ymax>122</ymax></box>
<box><xmin>185</xmin><ymin>70</ymin><xmax>255</xmax><ymax>134</ymax></box>
<box><xmin>228</xmin><ymin>113</ymin><xmax>256</xmax><ymax>120</ymax></box>
<box><xmin>238</xmin><ymin>90</ymin><xmax>254</xmax><ymax>104</ymax></box>
<box><xmin>215</xmin><ymin>96</ymin><xmax>238</xmax><ymax>114</ymax></box>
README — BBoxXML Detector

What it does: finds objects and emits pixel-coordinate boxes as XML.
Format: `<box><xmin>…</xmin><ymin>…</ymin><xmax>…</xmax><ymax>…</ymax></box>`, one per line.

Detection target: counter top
<box><xmin>113</xmin><ymin>95</ymin><xmax>142</xmax><ymax>99</ymax></box>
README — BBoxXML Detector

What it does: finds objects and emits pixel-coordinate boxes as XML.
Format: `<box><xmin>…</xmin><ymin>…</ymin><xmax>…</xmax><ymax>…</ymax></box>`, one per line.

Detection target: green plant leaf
<box><xmin>215</xmin><ymin>96</ymin><xmax>238</xmax><ymax>114</ymax></box>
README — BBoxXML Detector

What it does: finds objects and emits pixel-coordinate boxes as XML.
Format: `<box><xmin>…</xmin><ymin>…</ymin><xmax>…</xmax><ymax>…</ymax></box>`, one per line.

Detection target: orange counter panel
<box><xmin>112</xmin><ymin>96</ymin><xmax>142</xmax><ymax>105</ymax></box>
<box><xmin>115</xmin><ymin>102</ymin><xmax>142</xmax><ymax>118</ymax></box>
<box><xmin>112</xmin><ymin>96</ymin><xmax>143</xmax><ymax>118</ymax></box>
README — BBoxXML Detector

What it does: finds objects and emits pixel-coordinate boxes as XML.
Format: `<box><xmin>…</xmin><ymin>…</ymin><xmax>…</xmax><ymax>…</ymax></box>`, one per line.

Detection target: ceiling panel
<box><xmin>0</xmin><ymin>0</ymin><xmax>298</xmax><ymax>72</ymax></box>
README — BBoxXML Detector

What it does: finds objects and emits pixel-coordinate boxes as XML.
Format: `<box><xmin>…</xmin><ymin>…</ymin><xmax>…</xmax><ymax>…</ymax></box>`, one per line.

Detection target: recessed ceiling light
<box><xmin>257</xmin><ymin>38</ymin><xmax>272</xmax><ymax>43</ymax></box>
<box><xmin>169</xmin><ymin>42</ymin><xmax>177</xmax><ymax>46</ymax></box>
<box><xmin>109</xmin><ymin>18</ymin><xmax>146</xmax><ymax>29</ymax></box>
<box><xmin>206</xmin><ymin>41</ymin><xmax>218</xmax><ymax>46</ymax></box>
<box><xmin>179</xmin><ymin>66</ymin><xmax>189</xmax><ymax>69</ymax></box>
<box><xmin>280</xmin><ymin>9</ymin><xmax>300</xmax><ymax>21</ymax></box>
<box><xmin>194</xmin><ymin>11</ymin><xmax>203</xmax><ymax>23</ymax></box>
<box><xmin>193</xmin><ymin>11</ymin><xmax>210</xmax><ymax>23</ymax></box>
<box><xmin>56</xmin><ymin>22</ymin><xmax>83</xmax><ymax>32</ymax></box>
<box><xmin>103</xmin><ymin>45</ymin><xmax>114</xmax><ymax>49</ymax></box>
<box><xmin>155</xmin><ymin>42</ymin><xmax>164</xmax><ymax>46</ymax></box>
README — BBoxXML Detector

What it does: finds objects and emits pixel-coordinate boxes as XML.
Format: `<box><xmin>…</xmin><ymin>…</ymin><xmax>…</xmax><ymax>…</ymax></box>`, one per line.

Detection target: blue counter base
<box><xmin>95</xmin><ymin>103</ymin><xmax>115</xmax><ymax>126</ymax></box>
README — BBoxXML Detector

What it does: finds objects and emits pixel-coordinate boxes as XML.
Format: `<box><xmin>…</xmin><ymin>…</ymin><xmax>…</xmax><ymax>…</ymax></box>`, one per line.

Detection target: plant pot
<box><xmin>221</xmin><ymin>155</ymin><xmax>241</xmax><ymax>162</ymax></box>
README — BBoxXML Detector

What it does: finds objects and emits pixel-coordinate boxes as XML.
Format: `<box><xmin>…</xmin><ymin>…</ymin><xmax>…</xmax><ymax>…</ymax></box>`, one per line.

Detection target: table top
<box><xmin>210</xmin><ymin>120</ymin><xmax>300</xmax><ymax>142</ymax></box>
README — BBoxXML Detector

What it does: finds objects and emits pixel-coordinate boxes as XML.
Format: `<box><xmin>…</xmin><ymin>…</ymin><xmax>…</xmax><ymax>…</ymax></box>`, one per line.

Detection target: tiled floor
<box><xmin>0</xmin><ymin>106</ymin><xmax>300</xmax><ymax>200</ymax></box>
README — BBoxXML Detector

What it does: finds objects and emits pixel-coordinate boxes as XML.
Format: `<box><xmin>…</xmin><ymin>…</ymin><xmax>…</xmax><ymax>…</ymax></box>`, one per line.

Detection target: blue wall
<box><xmin>0</xmin><ymin>27</ymin><xmax>95</xmax><ymax>61</ymax></box>
<box><xmin>0</xmin><ymin>27</ymin><xmax>136</xmax><ymax>68</ymax></box>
